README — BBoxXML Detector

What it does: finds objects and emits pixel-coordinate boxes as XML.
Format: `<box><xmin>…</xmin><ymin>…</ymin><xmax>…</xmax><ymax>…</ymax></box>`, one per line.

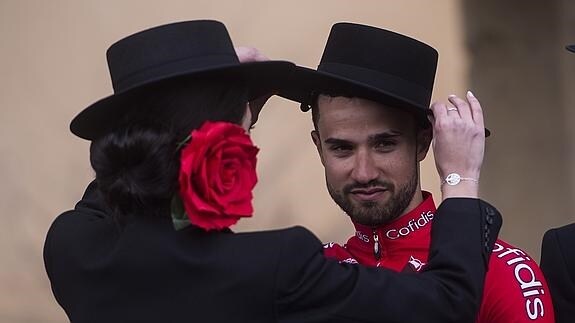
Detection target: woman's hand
<box><xmin>235</xmin><ymin>47</ymin><xmax>273</xmax><ymax>125</ymax></box>
<box><xmin>429</xmin><ymin>91</ymin><xmax>485</xmax><ymax>200</ymax></box>
<box><xmin>235</xmin><ymin>46</ymin><xmax>269</xmax><ymax>63</ymax></box>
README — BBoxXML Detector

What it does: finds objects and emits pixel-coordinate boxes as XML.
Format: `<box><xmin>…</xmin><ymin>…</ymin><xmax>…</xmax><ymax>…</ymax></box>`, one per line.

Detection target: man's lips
<box><xmin>349</xmin><ymin>187</ymin><xmax>387</xmax><ymax>201</ymax></box>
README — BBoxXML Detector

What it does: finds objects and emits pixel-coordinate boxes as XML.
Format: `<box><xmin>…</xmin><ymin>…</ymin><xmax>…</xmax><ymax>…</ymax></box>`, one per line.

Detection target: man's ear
<box><xmin>416</xmin><ymin>126</ymin><xmax>432</xmax><ymax>162</ymax></box>
<box><xmin>311</xmin><ymin>130</ymin><xmax>326</xmax><ymax>165</ymax></box>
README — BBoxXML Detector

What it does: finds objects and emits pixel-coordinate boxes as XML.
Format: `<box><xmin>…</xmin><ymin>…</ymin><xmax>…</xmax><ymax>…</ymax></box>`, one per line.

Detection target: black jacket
<box><xmin>541</xmin><ymin>223</ymin><xmax>575</xmax><ymax>323</ymax></box>
<box><xmin>44</xmin><ymin>183</ymin><xmax>501</xmax><ymax>323</ymax></box>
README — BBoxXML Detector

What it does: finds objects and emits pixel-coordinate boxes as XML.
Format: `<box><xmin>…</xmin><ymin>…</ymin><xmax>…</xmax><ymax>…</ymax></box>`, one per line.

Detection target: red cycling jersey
<box><xmin>324</xmin><ymin>192</ymin><xmax>555</xmax><ymax>322</ymax></box>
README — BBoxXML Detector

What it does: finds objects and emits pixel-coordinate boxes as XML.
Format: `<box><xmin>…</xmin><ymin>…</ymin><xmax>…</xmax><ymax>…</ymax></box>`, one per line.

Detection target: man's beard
<box><xmin>327</xmin><ymin>170</ymin><xmax>418</xmax><ymax>227</ymax></box>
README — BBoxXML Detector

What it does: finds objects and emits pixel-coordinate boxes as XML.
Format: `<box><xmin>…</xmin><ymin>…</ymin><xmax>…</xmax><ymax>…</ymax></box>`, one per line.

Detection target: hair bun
<box><xmin>90</xmin><ymin>125</ymin><xmax>178</xmax><ymax>216</ymax></box>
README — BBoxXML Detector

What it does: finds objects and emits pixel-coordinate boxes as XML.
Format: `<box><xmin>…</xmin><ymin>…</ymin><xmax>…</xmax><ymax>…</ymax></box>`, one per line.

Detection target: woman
<box><xmin>44</xmin><ymin>20</ymin><xmax>501</xmax><ymax>323</ymax></box>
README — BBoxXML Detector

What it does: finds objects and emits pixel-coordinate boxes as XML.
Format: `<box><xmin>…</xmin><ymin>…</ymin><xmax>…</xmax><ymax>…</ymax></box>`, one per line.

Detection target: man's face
<box><xmin>312</xmin><ymin>96</ymin><xmax>431</xmax><ymax>226</ymax></box>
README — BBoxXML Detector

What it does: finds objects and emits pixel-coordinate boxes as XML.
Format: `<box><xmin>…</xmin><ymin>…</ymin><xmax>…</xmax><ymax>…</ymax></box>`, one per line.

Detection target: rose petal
<box><xmin>176</xmin><ymin>121</ymin><xmax>258</xmax><ymax>231</ymax></box>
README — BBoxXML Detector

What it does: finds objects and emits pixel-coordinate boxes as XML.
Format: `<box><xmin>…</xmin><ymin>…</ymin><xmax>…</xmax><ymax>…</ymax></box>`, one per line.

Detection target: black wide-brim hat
<box><xmin>279</xmin><ymin>23</ymin><xmax>438</xmax><ymax>123</ymax></box>
<box><xmin>70</xmin><ymin>20</ymin><xmax>294</xmax><ymax>140</ymax></box>
<box><xmin>280</xmin><ymin>22</ymin><xmax>490</xmax><ymax>136</ymax></box>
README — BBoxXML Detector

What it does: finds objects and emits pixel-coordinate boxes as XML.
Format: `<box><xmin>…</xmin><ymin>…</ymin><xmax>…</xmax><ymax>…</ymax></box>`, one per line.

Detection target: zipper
<box><xmin>372</xmin><ymin>229</ymin><xmax>381</xmax><ymax>260</ymax></box>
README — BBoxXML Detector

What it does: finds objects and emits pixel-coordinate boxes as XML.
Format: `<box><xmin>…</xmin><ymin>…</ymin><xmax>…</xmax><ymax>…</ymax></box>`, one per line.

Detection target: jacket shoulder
<box><xmin>272</xmin><ymin>226</ymin><xmax>323</xmax><ymax>256</ymax></box>
<box><xmin>543</xmin><ymin>223</ymin><xmax>575</xmax><ymax>254</ymax></box>
<box><xmin>242</xmin><ymin>225</ymin><xmax>320</xmax><ymax>245</ymax></box>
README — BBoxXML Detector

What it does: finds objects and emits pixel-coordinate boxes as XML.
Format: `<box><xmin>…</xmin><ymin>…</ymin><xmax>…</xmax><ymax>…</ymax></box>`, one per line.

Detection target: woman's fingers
<box><xmin>430</xmin><ymin>92</ymin><xmax>486</xmax><ymax>197</ymax></box>
<box><xmin>430</xmin><ymin>101</ymin><xmax>447</xmax><ymax>126</ymax></box>
<box><xmin>235</xmin><ymin>46</ymin><xmax>269</xmax><ymax>63</ymax></box>
<box><xmin>447</xmin><ymin>94</ymin><xmax>472</xmax><ymax>122</ymax></box>
<box><xmin>466</xmin><ymin>91</ymin><xmax>484</xmax><ymax>127</ymax></box>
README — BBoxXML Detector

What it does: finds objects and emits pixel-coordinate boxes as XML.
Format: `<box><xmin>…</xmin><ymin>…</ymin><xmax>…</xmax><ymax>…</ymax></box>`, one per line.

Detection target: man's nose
<box><xmin>351</xmin><ymin>150</ymin><xmax>379</xmax><ymax>184</ymax></box>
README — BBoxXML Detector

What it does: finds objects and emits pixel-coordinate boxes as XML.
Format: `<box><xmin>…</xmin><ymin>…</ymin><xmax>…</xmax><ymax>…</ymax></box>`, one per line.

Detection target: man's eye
<box><xmin>329</xmin><ymin>145</ymin><xmax>351</xmax><ymax>152</ymax></box>
<box><xmin>328</xmin><ymin>145</ymin><xmax>353</xmax><ymax>157</ymax></box>
<box><xmin>374</xmin><ymin>141</ymin><xmax>396</xmax><ymax>150</ymax></box>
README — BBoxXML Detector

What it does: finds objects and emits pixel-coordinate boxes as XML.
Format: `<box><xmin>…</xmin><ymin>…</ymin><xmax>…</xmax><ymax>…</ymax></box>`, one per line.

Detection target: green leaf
<box><xmin>171</xmin><ymin>195</ymin><xmax>191</xmax><ymax>231</ymax></box>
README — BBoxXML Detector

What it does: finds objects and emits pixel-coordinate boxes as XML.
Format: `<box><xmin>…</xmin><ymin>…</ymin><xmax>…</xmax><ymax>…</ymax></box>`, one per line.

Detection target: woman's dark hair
<box><xmin>89</xmin><ymin>76</ymin><xmax>248</xmax><ymax>218</ymax></box>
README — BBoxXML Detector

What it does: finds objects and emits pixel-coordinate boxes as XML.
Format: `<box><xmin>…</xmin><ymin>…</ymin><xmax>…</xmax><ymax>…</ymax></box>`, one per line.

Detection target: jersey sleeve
<box><xmin>477</xmin><ymin>241</ymin><xmax>555</xmax><ymax>322</ymax></box>
<box><xmin>322</xmin><ymin>242</ymin><xmax>358</xmax><ymax>264</ymax></box>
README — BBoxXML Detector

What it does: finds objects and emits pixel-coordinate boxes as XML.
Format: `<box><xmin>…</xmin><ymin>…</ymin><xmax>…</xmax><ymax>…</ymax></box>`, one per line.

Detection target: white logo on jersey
<box><xmin>492</xmin><ymin>243</ymin><xmax>546</xmax><ymax>319</ymax></box>
<box><xmin>323</xmin><ymin>242</ymin><xmax>335</xmax><ymax>249</ymax></box>
<box><xmin>385</xmin><ymin>211</ymin><xmax>434</xmax><ymax>240</ymax></box>
<box><xmin>340</xmin><ymin>258</ymin><xmax>359</xmax><ymax>264</ymax></box>
<box><xmin>355</xmin><ymin>231</ymin><xmax>370</xmax><ymax>243</ymax></box>
<box><xmin>408</xmin><ymin>256</ymin><xmax>426</xmax><ymax>271</ymax></box>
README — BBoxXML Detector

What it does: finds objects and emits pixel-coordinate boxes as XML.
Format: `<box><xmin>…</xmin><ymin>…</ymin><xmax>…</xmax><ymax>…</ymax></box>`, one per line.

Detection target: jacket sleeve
<box><xmin>275</xmin><ymin>198</ymin><xmax>502</xmax><ymax>323</ymax></box>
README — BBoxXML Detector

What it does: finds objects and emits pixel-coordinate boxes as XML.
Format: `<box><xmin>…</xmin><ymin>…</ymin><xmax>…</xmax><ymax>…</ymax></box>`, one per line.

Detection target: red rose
<box><xmin>177</xmin><ymin>121</ymin><xmax>259</xmax><ymax>231</ymax></box>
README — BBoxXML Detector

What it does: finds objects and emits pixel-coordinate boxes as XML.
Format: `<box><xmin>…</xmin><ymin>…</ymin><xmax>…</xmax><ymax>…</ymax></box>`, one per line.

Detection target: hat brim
<box><xmin>567</xmin><ymin>45</ymin><xmax>575</xmax><ymax>53</ymax></box>
<box><xmin>279</xmin><ymin>65</ymin><xmax>491</xmax><ymax>137</ymax></box>
<box><xmin>280</xmin><ymin>66</ymin><xmax>427</xmax><ymax>112</ymax></box>
<box><xmin>70</xmin><ymin>60</ymin><xmax>294</xmax><ymax>140</ymax></box>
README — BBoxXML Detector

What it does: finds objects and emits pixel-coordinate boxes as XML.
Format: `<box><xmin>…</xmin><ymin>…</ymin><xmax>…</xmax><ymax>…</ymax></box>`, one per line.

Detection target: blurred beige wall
<box><xmin>461</xmin><ymin>0</ymin><xmax>575</xmax><ymax>260</ymax></box>
<box><xmin>2</xmin><ymin>0</ymin><xmax>569</xmax><ymax>322</ymax></box>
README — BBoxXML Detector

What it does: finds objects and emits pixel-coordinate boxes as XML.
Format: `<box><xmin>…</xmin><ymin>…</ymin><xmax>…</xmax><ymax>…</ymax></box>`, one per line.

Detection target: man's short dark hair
<box><xmin>310</xmin><ymin>91</ymin><xmax>352</xmax><ymax>131</ymax></box>
<box><xmin>310</xmin><ymin>92</ymin><xmax>431</xmax><ymax>132</ymax></box>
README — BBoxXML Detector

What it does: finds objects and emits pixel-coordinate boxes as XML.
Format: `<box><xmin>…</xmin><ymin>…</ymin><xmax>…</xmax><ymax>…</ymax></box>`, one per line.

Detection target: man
<box><xmin>281</xmin><ymin>23</ymin><xmax>554</xmax><ymax>322</ymax></box>
<box><xmin>539</xmin><ymin>44</ymin><xmax>575</xmax><ymax>323</ymax></box>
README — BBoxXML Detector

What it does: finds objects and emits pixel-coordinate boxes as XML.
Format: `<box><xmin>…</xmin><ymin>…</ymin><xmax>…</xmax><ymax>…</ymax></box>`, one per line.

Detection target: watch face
<box><xmin>445</xmin><ymin>173</ymin><xmax>461</xmax><ymax>186</ymax></box>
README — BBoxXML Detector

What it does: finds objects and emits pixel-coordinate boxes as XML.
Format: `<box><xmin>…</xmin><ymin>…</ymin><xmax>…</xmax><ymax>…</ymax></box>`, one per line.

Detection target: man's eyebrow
<box><xmin>323</xmin><ymin>130</ymin><xmax>403</xmax><ymax>145</ymax></box>
<box><xmin>368</xmin><ymin>131</ymin><xmax>403</xmax><ymax>142</ymax></box>
<box><xmin>324</xmin><ymin>138</ymin><xmax>351</xmax><ymax>145</ymax></box>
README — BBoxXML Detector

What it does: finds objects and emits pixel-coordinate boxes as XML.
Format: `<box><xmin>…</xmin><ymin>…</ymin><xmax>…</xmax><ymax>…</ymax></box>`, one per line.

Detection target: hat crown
<box><xmin>106</xmin><ymin>20</ymin><xmax>239</xmax><ymax>93</ymax></box>
<box><xmin>320</xmin><ymin>23</ymin><xmax>438</xmax><ymax>90</ymax></box>
<box><xmin>315</xmin><ymin>23</ymin><xmax>438</xmax><ymax>109</ymax></box>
